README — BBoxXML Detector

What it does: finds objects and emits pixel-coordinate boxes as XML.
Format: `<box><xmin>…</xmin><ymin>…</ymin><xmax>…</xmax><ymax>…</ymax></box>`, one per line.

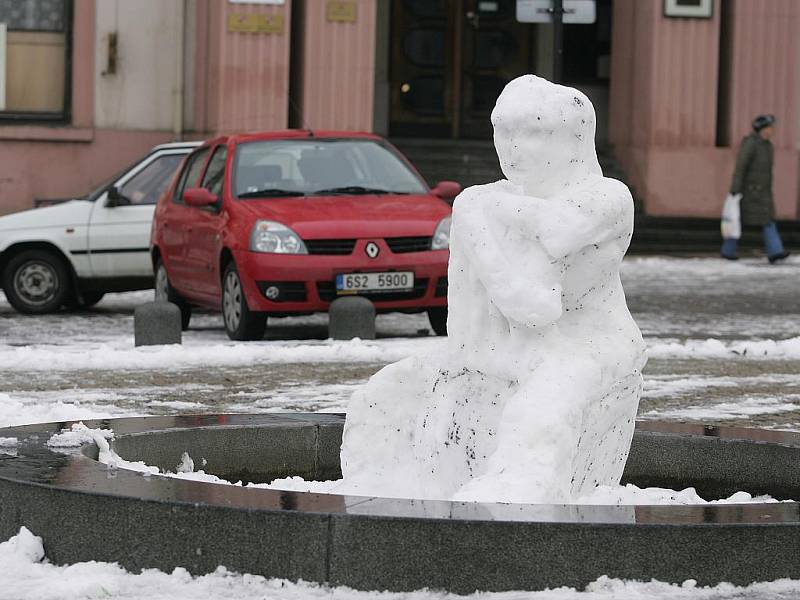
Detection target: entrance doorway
<box><xmin>389</xmin><ymin>0</ymin><xmax>533</xmax><ymax>139</ymax></box>
<box><xmin>387</xmin><ymin>0</ymin><xmax>612</xmax><ymax>141</ymax></box>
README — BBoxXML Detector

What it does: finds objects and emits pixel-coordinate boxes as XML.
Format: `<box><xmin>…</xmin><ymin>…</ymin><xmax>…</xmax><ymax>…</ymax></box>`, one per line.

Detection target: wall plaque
<box><xmin>663</xmin><ymin>0</ymin><xmax>713</xmax><ymax>19</ymax></box>
<box><xmin>227</xmin><ymin>13</ymin><xmax>285</xmax><ymax>33</ymax></box>
<box><xmin>327</xmin><ymin>1</ymin><xmax>357</xmax><ymax>22</ymax></box>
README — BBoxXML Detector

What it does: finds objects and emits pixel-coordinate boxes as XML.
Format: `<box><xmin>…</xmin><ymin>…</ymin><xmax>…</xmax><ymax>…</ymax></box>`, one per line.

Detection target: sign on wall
<box><xmin>229</xmin><ymin>0</ymin><xmax>285</xmax><ymax>4</ymax></box>
<box><xmin>516</xmin><ymin>0</ymin><xmax>596</xmax><ymax>24</ymax></box>
<box><xmin>228</xmin><ymin>13</ymin><xmax>285</xmax><ymax>33</ymax></box>
<box><xmin>663</xmin><ymin>0</ymin><xmax>713</xmax><ymax>19</ymax></box>
<box><xmin>327</xmin><ymin>1</ymin><xmax>357</xmax><ymax>22</ymax></box>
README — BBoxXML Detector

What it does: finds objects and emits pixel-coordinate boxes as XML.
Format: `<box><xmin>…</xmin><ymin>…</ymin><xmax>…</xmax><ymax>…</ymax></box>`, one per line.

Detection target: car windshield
<box><xmin>233</xmin><ymin>139</ymin><xmax>428</xmax><ymax>199</ymax></box>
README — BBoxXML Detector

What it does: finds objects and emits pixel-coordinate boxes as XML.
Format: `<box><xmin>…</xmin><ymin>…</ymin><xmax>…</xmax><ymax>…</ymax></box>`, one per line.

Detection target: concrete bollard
<box><xmin>328</xmin><ymin>297</ymin><xmax>376</xmax><ymax>340</ymax></box>
<box><xmin>134</xmin><ymin>302</ymin><xmax>182</xmax><ymax>347</ymax></box>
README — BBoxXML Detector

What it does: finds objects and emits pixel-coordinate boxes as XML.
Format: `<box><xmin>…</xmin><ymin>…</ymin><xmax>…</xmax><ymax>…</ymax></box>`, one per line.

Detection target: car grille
<box><xmin>256</xmin><ymin>281</ymin><xmax>308</xmax><ymax>302</ymax></box>
<box><xmin>304</xmin><ymin>239</ymin><xmax>356</xmax><ymax>255</ymax></box>
<box><xmin>316</xmin><ymin>278</ymin><xmax>430</xmax><ymax>303</ymax></box>
<box><xmin>385</xmin><ymin>236</ymin><xmax>432</xmax><ymax>253</ymax></box>
<box><xmin>303</xmin><ymin>237</ymin><xmax>433</xmax><ymax>255</ymax></box>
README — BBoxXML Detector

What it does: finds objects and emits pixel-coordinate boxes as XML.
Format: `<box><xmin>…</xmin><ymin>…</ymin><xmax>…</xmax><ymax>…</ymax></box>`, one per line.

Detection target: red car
<box><xmin>151</xmin><ymin>130</ymin><xmax>459</xmax><ymax>340</ymax></box>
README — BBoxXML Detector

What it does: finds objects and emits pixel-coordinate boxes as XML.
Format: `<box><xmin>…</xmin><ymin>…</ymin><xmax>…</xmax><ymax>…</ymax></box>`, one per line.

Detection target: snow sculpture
<box><xmin>340</xmin><ymin>75</ymin><xmax>646</xmax><ymax>504</ymax></box>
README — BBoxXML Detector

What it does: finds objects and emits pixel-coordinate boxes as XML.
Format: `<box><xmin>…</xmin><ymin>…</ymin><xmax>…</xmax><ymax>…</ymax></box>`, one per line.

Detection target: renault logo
<box><xmin>365</xmin><ymin>242</ymin><xmax>380</xmax><ymax>259</ymax></box>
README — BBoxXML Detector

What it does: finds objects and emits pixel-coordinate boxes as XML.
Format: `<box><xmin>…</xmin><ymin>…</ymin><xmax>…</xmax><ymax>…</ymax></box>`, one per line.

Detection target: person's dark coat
<box><xmin>730</xmin><ymin>133</ymin><xmax>774</xmax><ymax>226</ymax></box>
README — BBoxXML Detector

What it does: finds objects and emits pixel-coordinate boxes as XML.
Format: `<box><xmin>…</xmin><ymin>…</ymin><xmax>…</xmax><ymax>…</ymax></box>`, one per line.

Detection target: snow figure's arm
<box><xmin>522</xmin><ymin>179</ymin><xmax>633</xmax><ymax>259</ymax></box>
<box><xmin>453</xmin><ymin>187</ymin><xmax>562</xmax><ymax>328</ymax></box>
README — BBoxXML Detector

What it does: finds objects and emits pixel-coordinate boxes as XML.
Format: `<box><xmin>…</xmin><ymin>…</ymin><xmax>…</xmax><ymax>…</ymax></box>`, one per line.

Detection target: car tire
<box><xmin>2</xmin><ymin>249</ymin><xmax>71</xmax><ymax>314</ymax></box>
<box><xmin>155</xmin><ymin>258</ymin><xmax>192</xmax><ymax>331</ymax></box>
<box><xmin>78</xmin><ymin>292</ymin><xmax>105</xmax><ymax>307</ymax></box>
<box><xmin>65</xmin><ymin>291</ymin><xmax>106</xmax><ymax>310</ymax></box>
<box><xmin>222</xmin><ymin>261</ymin><xmax>266</xmax><ymax>341</ymax></box>
<box><xmin>427</xmin><ymin>306</ymin><xmax>448</xmax><ymax>336</ymax></box>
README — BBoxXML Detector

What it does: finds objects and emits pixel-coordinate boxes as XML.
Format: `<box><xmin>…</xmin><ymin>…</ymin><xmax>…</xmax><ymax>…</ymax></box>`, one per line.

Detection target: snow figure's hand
<box><xmin>511</xmin><ymin>180</ymin><xmax>634</xmax><ymax>260</ymax></box>
<box><xmin>488</xmin><ymin>275</ymin><xmax>562</xmax><ymax>327</ymax></box>
<box><xmin>453</xmin><ymin>184</ymin><xmax>564</xmax><ymax>329</ymax></box>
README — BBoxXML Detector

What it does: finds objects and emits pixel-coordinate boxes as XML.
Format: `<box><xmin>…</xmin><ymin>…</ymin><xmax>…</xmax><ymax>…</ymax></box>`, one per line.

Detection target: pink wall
<box><xmin>194</xmin><ymin>0</ymin><xmax>292</xmax><ymax>135</ymax></box>
<box><xmin>0</xmin><ymin>0</ymin><xmax>105</xmax><ymax>214</ymax></box>
<box><xmin>609</xmin><ymin>0</ymin><xmax>800</xmax><ymax>219</ymax></box>
<box><xmin>299</xmin><ymin>0</ymin><xmax>376</xmax><ymax>131</ymax></box>
<box><xmin>725</xmin><ymin>0</ymin><xmax>799</xmax><ymax>218</ymax></box>
<box><xmin>0</xmin><ymin>130</ymin><xmax>175</xmax><ymax>207</ymax></box>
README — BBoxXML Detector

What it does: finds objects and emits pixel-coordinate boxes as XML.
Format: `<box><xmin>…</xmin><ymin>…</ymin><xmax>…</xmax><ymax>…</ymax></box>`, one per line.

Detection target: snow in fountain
<box><xmin>338</xmin><ymin>75</ymin><xmax>647</xmax><ymax>503</ymax></box>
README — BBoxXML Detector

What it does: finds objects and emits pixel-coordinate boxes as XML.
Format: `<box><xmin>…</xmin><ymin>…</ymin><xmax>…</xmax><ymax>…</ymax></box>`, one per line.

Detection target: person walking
<box><xmin>721</xmin><ymin>114</ymin><xmax>790</xmax><ymax>263</ymax></box>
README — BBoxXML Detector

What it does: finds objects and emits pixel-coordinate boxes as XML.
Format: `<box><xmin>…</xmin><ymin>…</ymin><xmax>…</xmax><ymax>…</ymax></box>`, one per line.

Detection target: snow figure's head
<box><xmin>492</xmin><ymin>75</ymin><xmax>602</xmax><ymax>197</ymax></box>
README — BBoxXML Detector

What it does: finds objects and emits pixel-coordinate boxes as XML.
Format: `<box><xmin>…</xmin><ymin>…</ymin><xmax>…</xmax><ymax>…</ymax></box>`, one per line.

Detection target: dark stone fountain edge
<box><xmin>0</xmin><ymin>413</ymin><xmax>799</xmax><ymax>593</ymax></box>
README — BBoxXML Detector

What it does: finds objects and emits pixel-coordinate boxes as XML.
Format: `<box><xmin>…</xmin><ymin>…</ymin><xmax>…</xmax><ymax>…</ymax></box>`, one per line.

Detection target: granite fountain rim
<box><xmin>0</xmin><ymin>412</ymin><xmax>799</xmax><ymax>526</ymax></box>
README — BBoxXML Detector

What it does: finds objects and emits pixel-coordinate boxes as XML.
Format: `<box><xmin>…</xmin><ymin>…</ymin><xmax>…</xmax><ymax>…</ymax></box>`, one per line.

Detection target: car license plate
<box><xmin>336</xmin><ymin>271</ymin><xmax>414</xmax><ymax>293</ymax></box>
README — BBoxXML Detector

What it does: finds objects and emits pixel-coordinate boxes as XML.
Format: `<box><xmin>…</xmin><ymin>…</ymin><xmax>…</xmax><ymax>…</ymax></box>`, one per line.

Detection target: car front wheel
<box><xmin>427</xmin><ymin>306</ymin><xmax>448</xmax><ymax>336</ymax></box>
<box><xmin>65</xmin><ymin>291</ymin><xmax>105</xmax><ymax>310</ymax></box>
<box><xmin>2</xmin><ymin>249</ymin><xmax>71</xmax><ymax>314</ymax></box>
<box><xmin>77</xmin><ymin>291</ymin><xmax>105</xmax><ymax>307</ymax></box>
<box><xmin>222</xmin><ymin>262</ymin><xmax>266</xmax><ymax>341</ymax></box>
<box><xmin>155</xmin><ymin>259</ymin><xmax>192</xmax><ymax>330</ymax></box>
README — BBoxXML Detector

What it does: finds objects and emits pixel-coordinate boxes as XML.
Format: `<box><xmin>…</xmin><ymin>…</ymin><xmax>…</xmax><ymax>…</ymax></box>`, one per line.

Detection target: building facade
<box><xmin>0</xmin><ymin>0</ymin><xmax>797</xmax><ymax>219</ymax></box>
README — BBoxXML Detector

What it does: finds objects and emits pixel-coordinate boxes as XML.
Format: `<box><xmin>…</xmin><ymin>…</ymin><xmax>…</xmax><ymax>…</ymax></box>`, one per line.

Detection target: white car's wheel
<box><xmin>2</xmin><ymin>249</ymin><xmax>71</xmax><ymax>314</ymax></box>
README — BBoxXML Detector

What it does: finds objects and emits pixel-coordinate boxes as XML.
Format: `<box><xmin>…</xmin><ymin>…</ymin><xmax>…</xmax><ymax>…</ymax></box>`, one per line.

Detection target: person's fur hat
<box><xmin>752</xmin><ymin>114</ymin><xmax>776</xmax><ymax>132</ymax></box>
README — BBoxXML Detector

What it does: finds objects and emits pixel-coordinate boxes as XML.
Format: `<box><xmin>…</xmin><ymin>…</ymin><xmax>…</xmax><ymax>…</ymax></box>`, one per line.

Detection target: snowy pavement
<box><xmin>2</xmin><ymin>256</ymin><xmax>800</xmax><ymax>431</ymax></box>
<box><xmin>2</xmin><ymin>256</ymin><xmax>800</xmax><ymax>598</ymax></box>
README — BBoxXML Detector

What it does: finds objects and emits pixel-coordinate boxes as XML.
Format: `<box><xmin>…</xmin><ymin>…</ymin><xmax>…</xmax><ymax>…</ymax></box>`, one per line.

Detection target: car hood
<box><xmin>233</xmin><ymin>194</ymin><xmax>451</xmax><ymax>238</ymax></box>
<box><xmin>0</xmin><ymin>200</ymin><xmax>92</xmax><ymax>232</ymax></box>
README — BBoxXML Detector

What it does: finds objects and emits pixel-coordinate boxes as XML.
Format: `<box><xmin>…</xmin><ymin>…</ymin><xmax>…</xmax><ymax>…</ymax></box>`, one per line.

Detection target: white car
<box><xmin>0</xmin><ymin>141</ymin><xmax>200</xmax><ymax>314</ymax></box>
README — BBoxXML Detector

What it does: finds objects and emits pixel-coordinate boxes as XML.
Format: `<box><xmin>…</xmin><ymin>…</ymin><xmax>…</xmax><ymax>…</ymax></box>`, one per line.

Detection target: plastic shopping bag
<box><xmin>720</xmin><ymin>193</ymin><xmax>742</xmax><ymax>240</ymax></box>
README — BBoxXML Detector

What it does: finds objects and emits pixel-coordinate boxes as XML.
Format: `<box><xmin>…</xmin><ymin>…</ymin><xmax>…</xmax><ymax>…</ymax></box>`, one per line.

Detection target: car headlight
<box><xmin>250</xmin><ymin>220</ymin><xmax>308</xmax><ymax>254</ymax></box>
<box><xmin>431</xmin><ymin>216</ymin><xmax>451</xmax><ymax>250</ymax></box>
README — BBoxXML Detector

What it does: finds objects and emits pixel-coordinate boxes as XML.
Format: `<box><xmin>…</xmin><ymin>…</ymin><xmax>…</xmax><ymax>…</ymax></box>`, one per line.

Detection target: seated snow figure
<box><xmin>339</xmin><ymin>75</ymin><xmax>646</xmax><ymax>504</ymax></box>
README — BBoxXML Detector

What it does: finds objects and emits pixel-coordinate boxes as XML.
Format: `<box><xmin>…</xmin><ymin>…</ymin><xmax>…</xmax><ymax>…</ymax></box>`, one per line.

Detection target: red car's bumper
<box><xmin>234</xmin><ymin>240</ymin><xmax>448</xmax><ymax>314</ymax></box>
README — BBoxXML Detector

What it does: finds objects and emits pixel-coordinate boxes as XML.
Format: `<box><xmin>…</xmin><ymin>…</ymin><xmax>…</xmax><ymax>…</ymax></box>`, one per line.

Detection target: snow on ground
<box><xmin>0</xmin><ymin>391</ymin><xmax>131</xmax><ymax>428</ymax></box>
<box><xmin>0</xmin><ymin>336</ymin><xmax>445</xmax><ymax>372</ymax></box>
<box><xmin>4</xmin><ymin>333</ymin><xmax>800</xmax><ymax>375</ymax></box>
<box><xmin>641</xmin><ymin>395</ymin><xmax>800</xmax><ymax>421</ymax></box>
<box><xmin>649</xmin><ymin>337</ymin><xmax>800</xmax><ymax>360</ymax></box>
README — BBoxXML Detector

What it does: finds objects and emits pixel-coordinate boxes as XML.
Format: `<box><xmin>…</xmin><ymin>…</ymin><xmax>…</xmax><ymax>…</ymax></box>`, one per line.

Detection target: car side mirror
<box><xmin>183</xmin><ymin>187</ymin><xmax>219</xmax><ymax>208</ymax></box>
<box><xmin>106</xmin><ymin>186</ymin><xmax>130</xmax><ymax>207</ymax></box>
<box><xmin>431</xmin><ymin>181</ymin><xmax>462</xmax><ymax>201</ymax></box>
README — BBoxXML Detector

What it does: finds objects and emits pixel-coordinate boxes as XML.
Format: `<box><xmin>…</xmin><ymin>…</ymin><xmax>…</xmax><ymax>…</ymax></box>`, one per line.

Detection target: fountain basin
<box><xmin>0</xmin><ymin>413</ymin><xmax>798</xmax><ymax>593</ymax></box>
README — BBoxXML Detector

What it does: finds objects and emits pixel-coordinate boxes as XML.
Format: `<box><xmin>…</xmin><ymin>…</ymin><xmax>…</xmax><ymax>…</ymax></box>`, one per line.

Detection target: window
<box><xmin>201</xmin><ymin>147</ymin><xmax>227</xmax><ymax>197</ymax></box>
<box><xmin>173</xmin><ymin>148</ymin><xmax>210</xmax><ymax>203</ymax></box>
<box><xmin>118</xmin><ymin>154</ymin><xmax>185</xmax><ymax>206</ymax></box>
<box><xmin>0</xmin><ymin>0</ymin><xmax>72</xmax><ymax>120</ymax></box>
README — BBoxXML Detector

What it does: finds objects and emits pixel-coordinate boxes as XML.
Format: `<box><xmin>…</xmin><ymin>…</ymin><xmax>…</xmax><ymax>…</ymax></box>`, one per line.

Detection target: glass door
<box><xmin>458</xmin><ymin>0</ymin><xmax>535</xmax><ymax>138</ymax></box>
<box><xmin>389</xmin><ymin>0</ymin><xmax>535</xmax><ymax>139</ymax></box>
